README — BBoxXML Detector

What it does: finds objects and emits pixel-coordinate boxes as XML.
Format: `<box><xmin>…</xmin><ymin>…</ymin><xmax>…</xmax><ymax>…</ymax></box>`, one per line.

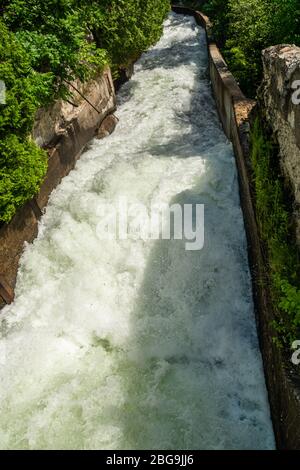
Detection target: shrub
<box><xmin>0</xmin><ymin>20</ymin><xmax>54</xmax><ymax>138</ymax></box>
<box><xmin>83</xmin><ymin>0</ymin><xmax>170</xmax><ymax>68</ymax></box>
<box><xmin>0</xmin><ymin>135</ymin><xmax>47</xmax><ymax>223</ymax></box>
<box><xmin>250</xmin><ymin>118</ymin><xmax>300</xmax><ymax>345</ymax></box>
<box><xmin>3</xmin><ymin>0</ymin><xmax>108</xmax><ymax>85</ymax></box>
<box><xmin>0</xmin><ymin>20</ymin><xmax>49</xmax><ymax>222</ymax></box>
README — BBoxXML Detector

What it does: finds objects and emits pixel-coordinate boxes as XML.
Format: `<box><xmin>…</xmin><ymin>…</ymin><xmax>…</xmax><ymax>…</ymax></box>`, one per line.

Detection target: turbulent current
<box><xmin>0</xmin><ymin>14</ymin><xmax>275</xmax><ymax>449</ymax></box>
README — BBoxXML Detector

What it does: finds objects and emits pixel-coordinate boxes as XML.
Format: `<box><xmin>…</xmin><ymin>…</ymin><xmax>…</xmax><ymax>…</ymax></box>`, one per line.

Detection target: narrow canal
<box><xmin>0</xmin><ymin>13</ymin><xmax>274</xmax><ymax>449</ymax></box>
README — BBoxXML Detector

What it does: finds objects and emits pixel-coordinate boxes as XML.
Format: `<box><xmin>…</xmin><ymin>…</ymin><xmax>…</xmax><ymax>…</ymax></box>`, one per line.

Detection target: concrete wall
<box><xmin>0</xmin><ymin>67</ymin><xmax>116</xmax><ymax>308</ymax></box>
<box><xmin>172</xmin><ymin>4</ymin><xmax>300</xmax><ymax>449</ymax></box>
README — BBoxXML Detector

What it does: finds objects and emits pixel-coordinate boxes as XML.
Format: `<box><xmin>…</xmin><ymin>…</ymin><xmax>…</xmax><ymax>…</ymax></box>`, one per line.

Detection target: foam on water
<box><xmin>0</xmin><ymin>13</ymin><xmax>275</xmax><ymax>449</ymax></box>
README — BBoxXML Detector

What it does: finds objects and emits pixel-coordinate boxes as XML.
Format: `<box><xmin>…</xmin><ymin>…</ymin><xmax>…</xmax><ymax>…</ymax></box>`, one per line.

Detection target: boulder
<box><xmin>96</xmin><ymin>114</ymin><xmax>119</xmax><ymax>139</ymax></box>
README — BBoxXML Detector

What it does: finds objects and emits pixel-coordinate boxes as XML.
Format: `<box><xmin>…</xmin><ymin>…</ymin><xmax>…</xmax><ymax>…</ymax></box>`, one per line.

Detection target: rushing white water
<box><xmin>0</xmin><ymin>13</ymin><xmax>275</xmax><ymax>449</ymax></box>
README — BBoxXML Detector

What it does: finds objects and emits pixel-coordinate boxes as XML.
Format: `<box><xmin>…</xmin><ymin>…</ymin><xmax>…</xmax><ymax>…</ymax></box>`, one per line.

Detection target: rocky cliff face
<box><xmin>33</xmin><ymin>68</ymin><xmax>116</xmax><ymax>148</ymax></box>
<box><xmin>260</xmin><ymin>45</ymin><xmax>300</xmax><ymax>242</ymax></box>
<box><xmin>0</xmin><ymin>68</ymin><xmax>117</xmax><ymax>308</ymax></box>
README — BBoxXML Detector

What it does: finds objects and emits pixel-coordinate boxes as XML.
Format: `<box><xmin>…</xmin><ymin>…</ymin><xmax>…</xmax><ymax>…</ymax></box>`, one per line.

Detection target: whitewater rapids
<box><xmin>0</xmin><ymin>13</ymin><xmax>275</xmax><ymax>449</ymax></box>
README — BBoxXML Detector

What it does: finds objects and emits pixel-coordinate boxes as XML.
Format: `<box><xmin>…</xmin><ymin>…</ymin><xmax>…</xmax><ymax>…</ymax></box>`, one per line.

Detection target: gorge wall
<box><xmin>259</xmin><ymin>45</ymin><xmax>300</xmax><ymax>244</ymax></box>
<box><xmin>0</xmin><ymin>68</ymin><xmax>116</xmax><ymax>308</ymax></box>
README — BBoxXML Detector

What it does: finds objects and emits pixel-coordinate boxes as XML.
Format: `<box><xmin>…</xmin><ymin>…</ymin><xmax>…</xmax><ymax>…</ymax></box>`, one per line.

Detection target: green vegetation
<box><xmin>0</xmin><ymin>0</ymin><xmax>170</xmax><ymax>223</ymax></box>
<box><xmin>0</xmin><ymin>19</ymin><xmax>49</xmax><ymax>223</ymax></box>
<box><xmin>202</xmin><ymin>0</ymin><xmax>300</xmax><ymax>97</ymax></box>
<box><xmin>250</xmin><ymin>118</ymin><xmax>300</xmax><ymax>345</ymax></box>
